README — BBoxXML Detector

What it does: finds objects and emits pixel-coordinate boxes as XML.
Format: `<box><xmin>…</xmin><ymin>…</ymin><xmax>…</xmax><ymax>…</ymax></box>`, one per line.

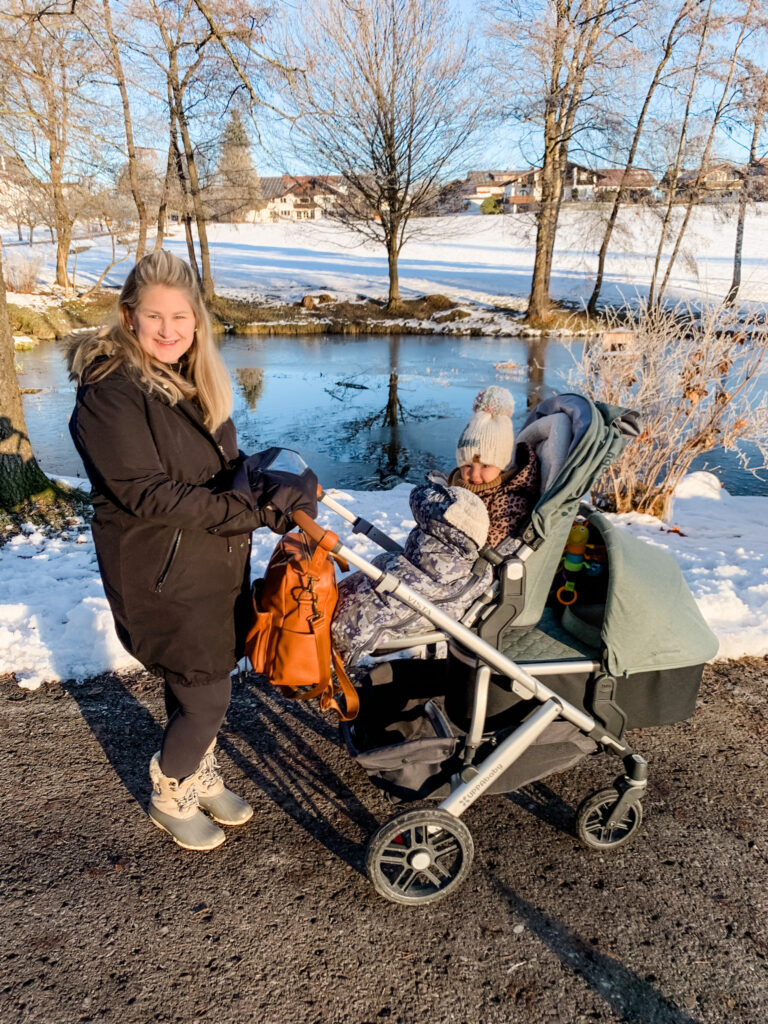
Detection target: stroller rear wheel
<box><xmin>575</xmin><ymin>788</ymin><xmax>643</xmax><ymax>850</ymax></box>
<box><xmin>365</xmin><ymin>806</ymin><xmax>474</xmax><ymax>905</ymax></box>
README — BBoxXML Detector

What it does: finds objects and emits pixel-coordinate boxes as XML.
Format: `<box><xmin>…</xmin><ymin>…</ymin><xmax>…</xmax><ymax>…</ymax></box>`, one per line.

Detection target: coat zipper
<box><xmin>155</xmin><ymin>529</ymin><xmax>183</xmax><ymax>592</ymax></box>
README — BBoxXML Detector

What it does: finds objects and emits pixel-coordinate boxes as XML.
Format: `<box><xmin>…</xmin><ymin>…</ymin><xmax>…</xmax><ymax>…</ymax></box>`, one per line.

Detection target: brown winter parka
<box><xmin>69</xmin><ymin>362</ymin><xmax>277</xmax><ymax>686</ymax></box>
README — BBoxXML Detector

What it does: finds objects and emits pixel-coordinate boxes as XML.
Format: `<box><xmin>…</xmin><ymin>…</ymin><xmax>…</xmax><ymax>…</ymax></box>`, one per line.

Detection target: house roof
<box><xmin>677</xmin><ymin>163</ymin><xmax>741</xmax><ymax>186</ymax></box>
<box><xmin>283</xmin><ymin>176</ymin><xmax>342</xmax><ymax>198</ymax></box>
<box><xmin>594</xmin><ymin>168</ymin><xmax>656</xmax><ymax>188</ymax></box>
<box><xmin>566</xmin><ymin>162</ymin><xmax>656</xmax><ymax>188</ymax></box>
<box><xmin>260</xmin><ymin>174</ymin><xmax>345</xmax><ymax>201</ymax></box>
<box><xmin>260</xmin><ymin>176</ymin><xmax>290</xmax><ymax>200</ymax></box>
<box><xmin>464</xmin><ymin>170</ymin><xmax>524</xmax><ymax>185</ymax></box>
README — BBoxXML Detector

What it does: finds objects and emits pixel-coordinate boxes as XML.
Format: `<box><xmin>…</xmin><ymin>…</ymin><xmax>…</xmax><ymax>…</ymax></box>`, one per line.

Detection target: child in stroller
<box><xmin>332</xmin><ymin>386</ymin><xmax>540</xmax><ymax>669</ymax></box>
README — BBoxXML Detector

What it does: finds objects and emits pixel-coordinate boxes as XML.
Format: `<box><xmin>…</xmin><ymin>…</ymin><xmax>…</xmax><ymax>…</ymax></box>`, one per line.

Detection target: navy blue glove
<box><xmin>233</xmin><ymin>450</ymin><xmax>318</xmax><ymax>521</ymax></box>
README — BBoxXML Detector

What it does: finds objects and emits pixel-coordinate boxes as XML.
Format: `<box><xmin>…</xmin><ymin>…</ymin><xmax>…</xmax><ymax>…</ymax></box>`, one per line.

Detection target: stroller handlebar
<box><xmin>292</xmin><ymin>509</ymin><xmax>341</xmax><ymax>552</ymax></box>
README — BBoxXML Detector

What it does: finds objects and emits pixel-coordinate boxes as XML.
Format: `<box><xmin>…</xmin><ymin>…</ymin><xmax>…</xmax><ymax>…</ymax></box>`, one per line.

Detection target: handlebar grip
<box><xmin>293</xmin><ymin>509</ymin><xmax>334</xmax><ymax>548</ymax></box>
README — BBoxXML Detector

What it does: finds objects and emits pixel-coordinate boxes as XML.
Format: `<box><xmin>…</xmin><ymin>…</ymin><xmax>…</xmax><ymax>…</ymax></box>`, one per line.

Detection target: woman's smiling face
<box><xmin>130</xmin><ymin>284</ymin><xmax>196</xmax><ymax>363</ymax></box>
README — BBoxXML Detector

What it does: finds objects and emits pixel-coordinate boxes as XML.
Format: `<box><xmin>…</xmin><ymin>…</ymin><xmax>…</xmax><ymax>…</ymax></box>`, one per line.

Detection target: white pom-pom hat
<box><xmin>456</xmin><ymin>386</ymin><xmax>515</xmax><ymax>470</ymax></box>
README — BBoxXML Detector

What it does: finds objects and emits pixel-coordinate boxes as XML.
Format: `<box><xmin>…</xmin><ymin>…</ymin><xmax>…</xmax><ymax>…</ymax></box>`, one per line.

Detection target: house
<box><xmin>674</xmin><ymin>162</ymin><xmax>741</xmax><ymax>200</ymax></box>
<box><xmin>502</xmin><ymin>169</ymin><xmax>542</xmax><ymax>212</ymax></box>
<box><xmin>744</xmin><ymin>157</ymin><xmax>768</xmax><ymax>199</ymax></box>
<box><xmin>461</xmin><ymin>170</ymin><xmax>523</xmax><ymax>210</ymax></box>
<box><xmin>250</xmin><ymin>175</ymin><xmax>345</xmax><ymax>222</ymax></box>
<box><xmin>563</xmin><ymin>162</ymin><xmax>656</xmax><ymax>201</ymax></box>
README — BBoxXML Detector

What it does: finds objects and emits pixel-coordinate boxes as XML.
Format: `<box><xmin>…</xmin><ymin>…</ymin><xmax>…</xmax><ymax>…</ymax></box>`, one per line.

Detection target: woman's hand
<box><xmin>255</xmin><ymin>467</ymin><xmax>319</xmax><ymax>520</ymax></box>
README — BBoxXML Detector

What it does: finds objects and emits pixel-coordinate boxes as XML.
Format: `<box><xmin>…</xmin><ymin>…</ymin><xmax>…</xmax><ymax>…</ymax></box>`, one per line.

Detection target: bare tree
<box><xmin>0</xmin><ymin>240</ymin><xmax>51</xmax><ymax>509</ymax></box>
<box><xmin>648</xmin><ymin>0</ymin><xmax>754</xmax><ymax>308</ymax></box>
<box><xmin>132</xmin><ymin>0</ymin><xmax>219</xmax><ymax>299</ymax></box>
<box><xmin>0</xmin><ymin>2</ymin><xmax>103</xmax><ymax>293</ymax></box>
<box><xmin>725</xmin><ymin>59</ymin><xmax>768</xmax><ymax>305</ymax></box>
<box><xmin>490</xmin><ymin>0</ymin><xmax>642</xmax><ymax>324</ymax></box>
<box><xmin>280</xmin><ymin>0</ymin><xmax>481</xmax><ymax>308</ymax></box>
<box><xmin>93</xmin><ymin>0</ymin><xmax>150</xmax><ymax>261</ymax></box>
<box><xmin>585</xmin><ymin>1</ymin><xmax>696</xmax><ymax>315</ymax></box>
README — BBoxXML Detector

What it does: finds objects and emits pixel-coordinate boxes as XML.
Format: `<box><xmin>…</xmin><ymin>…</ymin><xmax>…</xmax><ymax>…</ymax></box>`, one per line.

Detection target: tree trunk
<box><xmin>0</xmin><ymin>242</ymin><xmax>51</xmax><ymax>510</ymax></box>
<box><xmin>169</xmin><ymin>108</ymin><xmax>201</xmax><ymax>286</ymax></box>
<box><xmin>155</xmin><ymin>139</ymin><xmax>175</xmax><ymax>251</ymax></box>
<box><xmin>386</xmin><ymin>231</ymin><xmax>400</xmax><ymax>307</ymax></box>
<box><xmin>527</xmin><ymin>165</ymin><xmax>561</xmax><ymax>323</ymax></box>
<box><xmin>726</xmin><ymin>100</ymin><xmax>765</xmax><ymax>306</ymax></box>
<box><xmin>102</xmin><ymin>0</ymin><xmax>148</xmax><ymax>261</ymax></box>
<box><xmin>52</xmin><ymin>190</ymin><xmax>73</xmax><ymax>293</ymax></box>
<box><xmin>172</xmin><ymin>76</ymin><xmax>213</xmax><ymax>301</ymax></box>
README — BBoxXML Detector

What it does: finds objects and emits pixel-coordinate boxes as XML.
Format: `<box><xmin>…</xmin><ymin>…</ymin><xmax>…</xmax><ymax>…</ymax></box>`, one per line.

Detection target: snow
<box><xmin>6</xmin><ymin>205</ymin><xmax>768</xmax><ymax>309</ymax></box>
<box><xmin>1</xmin><ymin>472</ymin><xmax>765</xmax><ymax>689</ymax></box>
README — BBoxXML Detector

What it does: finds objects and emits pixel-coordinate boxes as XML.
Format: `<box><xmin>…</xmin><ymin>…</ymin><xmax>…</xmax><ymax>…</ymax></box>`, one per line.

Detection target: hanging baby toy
<box><xmin>556</xmin><ymin>522</ymin><xmax>589</xmax><ymax>605</ymax></box>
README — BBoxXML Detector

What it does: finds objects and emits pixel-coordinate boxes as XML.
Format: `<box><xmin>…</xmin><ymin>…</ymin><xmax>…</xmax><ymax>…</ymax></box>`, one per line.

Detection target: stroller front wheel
<box><xmin>575</xmin><ymin>788</ymin><xmax>643</xmax><ymax>850</ymax></box>
<box><xmin>365</xmin><ymin>806</ymin><xmax>474</xmax><ymax>905</ymax></box>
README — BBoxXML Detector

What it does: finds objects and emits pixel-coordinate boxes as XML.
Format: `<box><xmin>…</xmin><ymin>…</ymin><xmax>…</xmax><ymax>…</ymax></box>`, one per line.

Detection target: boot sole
<box><xmin>201</xmin><ymin>805</ymin><xmax>254</xmax><ymax>827</ymax></box>
<box><xmin>149</xmin><ymin>812</ymin><xmax>226</xmax><ymax>851</ymax></box>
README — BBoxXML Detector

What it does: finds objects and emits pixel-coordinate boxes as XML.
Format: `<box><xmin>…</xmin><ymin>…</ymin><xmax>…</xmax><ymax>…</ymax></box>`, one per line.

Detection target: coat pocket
<box><xmin>154</xmin><ymin>529</ymin><xmax>183</xmax><ymax>593</ymax></box>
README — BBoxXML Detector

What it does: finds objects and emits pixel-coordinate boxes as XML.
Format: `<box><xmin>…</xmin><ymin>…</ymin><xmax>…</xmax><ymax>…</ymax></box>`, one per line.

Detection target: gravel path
<box><xmin>1</xmin><ymin>658</ymin><xmax>767</xmax><ymax>1024</ymax></box>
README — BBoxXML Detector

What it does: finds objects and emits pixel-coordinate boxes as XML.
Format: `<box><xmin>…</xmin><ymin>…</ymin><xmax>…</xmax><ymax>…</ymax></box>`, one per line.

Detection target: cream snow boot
<box><xmin>194</xmin><ymin>741</ymin><xmax>254</xmax><ymax>826</ymax></box>
<box><xmin>148</xmin><ymin>753</ymin><xmax>226</xmax><ymax>851</ymax></box>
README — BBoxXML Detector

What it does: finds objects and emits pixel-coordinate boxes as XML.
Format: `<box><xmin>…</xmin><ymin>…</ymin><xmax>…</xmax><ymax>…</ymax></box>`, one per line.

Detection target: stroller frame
<box><xmin>295</xmin><ymin>502</ymin><xmax>649</xmax><ymax>906</ymax></box>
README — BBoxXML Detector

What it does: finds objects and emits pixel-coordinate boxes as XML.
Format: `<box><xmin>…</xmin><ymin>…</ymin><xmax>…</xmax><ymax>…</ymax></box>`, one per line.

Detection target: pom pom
<box><xmin>472</xmin><ymin>386</ymin><xmax>515</xmax><ymax>418</ymax></box>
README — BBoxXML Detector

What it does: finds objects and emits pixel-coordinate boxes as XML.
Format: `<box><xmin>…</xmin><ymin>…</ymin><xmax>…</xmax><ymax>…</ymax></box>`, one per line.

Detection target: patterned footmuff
<box><xmin>332</xmin><ymin>483</ymin><xmax>493</xmax><ymax>670</ymax></box>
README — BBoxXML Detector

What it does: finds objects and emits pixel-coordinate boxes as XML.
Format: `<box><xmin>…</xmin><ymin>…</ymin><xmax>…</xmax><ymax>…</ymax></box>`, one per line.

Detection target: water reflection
<box><xmin>526</xmin><ymin>337</ymin><xmax>549</xmax><ymax>410</ymax></box>
<box><xmin>236</xmin><ymin>367</ymin><xmax>264</xmax><ymax>412</ymax></box>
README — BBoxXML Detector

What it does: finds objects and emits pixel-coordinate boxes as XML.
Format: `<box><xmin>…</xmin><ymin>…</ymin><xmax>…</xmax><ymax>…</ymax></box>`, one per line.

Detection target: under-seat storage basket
<box><xmin>342</xmin><ymin>661</ymin><xmax>459</xmax><ymax>802</ymax></box>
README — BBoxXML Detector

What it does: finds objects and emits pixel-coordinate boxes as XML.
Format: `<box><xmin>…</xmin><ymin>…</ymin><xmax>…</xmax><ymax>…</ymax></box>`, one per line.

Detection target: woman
<box><xmin>69</xmin><ymin>250</ymin><xmax>316</xmax><ymax>852</ymax></box>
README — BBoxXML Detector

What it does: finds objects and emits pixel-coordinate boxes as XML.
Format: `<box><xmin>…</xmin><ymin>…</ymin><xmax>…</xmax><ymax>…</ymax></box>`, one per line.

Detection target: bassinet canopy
<box><xmin>588</xmin><ymin>511</ymin><xmax>719</xmax><ymax>676</ymax></box>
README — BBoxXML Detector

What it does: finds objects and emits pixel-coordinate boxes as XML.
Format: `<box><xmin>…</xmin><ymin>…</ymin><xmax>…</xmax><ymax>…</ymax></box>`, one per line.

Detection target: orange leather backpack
<box><xmin>244</xmin><ymin>525</ymin><xmax>359</xmax><ymax>722</ymax></box>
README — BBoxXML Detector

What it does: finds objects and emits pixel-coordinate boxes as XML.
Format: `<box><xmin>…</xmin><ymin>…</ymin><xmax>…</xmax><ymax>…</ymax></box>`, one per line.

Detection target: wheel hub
<box><xmin>407</xmin><ymin>848</ymin><xmax>432</xmax><ymax>871</ymax></box>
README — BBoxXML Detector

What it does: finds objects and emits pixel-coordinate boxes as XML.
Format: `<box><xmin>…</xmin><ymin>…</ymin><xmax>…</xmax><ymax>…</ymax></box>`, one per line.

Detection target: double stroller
<box><xmin>296</xmin><ymin>393</ymin><xmax>718</xmax><ymax>905</ymax></box>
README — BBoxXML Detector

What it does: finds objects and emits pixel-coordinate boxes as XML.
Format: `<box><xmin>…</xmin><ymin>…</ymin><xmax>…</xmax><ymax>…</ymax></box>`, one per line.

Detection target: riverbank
<box><xmin>8</xmin><ymin>287</ymin><xmax>595</xmax><ymax>348</ymax></box>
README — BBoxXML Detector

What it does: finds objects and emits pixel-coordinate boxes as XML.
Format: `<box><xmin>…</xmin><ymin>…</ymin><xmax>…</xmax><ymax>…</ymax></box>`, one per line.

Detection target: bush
<box><xmin>4</xmin><ymin>254</ymin><xmax>41</xmax><ymax>293</ymax></box>
<box><xmin>480</xmin><ymin>196</ymin><xmax>502</xmax><ymax>215</ymax></box>
<box><xmin>569</xmin><ymin>300</ymin><xmax>768</xmax><ymax>519</ymax></box>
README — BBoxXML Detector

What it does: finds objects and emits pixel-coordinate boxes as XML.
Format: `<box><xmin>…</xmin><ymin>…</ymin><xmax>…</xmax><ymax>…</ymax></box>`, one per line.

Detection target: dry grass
<box><xmin>4</xmin><ymin>255</ymin><xmax>41</xmax><ymax>294</ymax></box>
<box><xmin>568</xmin><ymin>300</ymin><xmax>768</xmax><ymax>518</ymax></box>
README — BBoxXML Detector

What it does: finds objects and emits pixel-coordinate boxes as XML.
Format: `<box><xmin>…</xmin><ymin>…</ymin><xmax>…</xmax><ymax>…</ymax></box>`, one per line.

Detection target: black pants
<box><xmin>160</xmin><ymin>675</ymin><xmax>232</xmax><ymax>781</ymax></box>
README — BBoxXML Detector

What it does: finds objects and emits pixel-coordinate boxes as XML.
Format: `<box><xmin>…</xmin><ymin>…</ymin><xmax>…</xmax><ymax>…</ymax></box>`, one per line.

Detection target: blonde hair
<box><xmin>68</xmin><ymin>250</ymin><xmax>232</xmax><ymax>432</ymax></box>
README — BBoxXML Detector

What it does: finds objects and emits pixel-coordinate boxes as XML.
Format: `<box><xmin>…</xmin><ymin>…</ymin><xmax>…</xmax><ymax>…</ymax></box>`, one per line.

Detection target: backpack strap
<box><xmin>325</xmin><ymin>645</ymin><xmax>360</xmax><ymax>722</ymax></box>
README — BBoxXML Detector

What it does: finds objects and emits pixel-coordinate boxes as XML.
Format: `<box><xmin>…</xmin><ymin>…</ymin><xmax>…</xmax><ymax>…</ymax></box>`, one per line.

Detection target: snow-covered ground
<box><xmin>1</xmin><ymin>472</ymin><xmax>765</xmax><ymax>690</ymax></box>
<box><xmin>5</xmin><ymin>205</ymin><xmax>768</xmax><ymax>310</ymax></box>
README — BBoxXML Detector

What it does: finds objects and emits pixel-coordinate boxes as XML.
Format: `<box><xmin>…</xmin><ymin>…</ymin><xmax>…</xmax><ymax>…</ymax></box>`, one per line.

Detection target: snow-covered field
<box><xmin>1</xmin><ymin>472</ymin><xmax>765</xmax><ymax>689</ymax></box>
<box><xmin>5</xmin><ymin>205</ymin><xmax>768</xmax><ymax>309</ymax></box>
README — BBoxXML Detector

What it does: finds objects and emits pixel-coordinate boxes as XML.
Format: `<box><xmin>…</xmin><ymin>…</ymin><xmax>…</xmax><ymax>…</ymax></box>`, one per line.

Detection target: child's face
<box><xmin>460</xmin><ymin>461</ymin><xmax>501</xmax><ymax>485</ymax></box>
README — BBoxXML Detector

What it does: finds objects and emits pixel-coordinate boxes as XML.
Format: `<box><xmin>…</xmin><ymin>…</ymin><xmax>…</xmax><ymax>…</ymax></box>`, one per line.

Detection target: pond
<box><xmin>16</xmin><ymin>332</ymin><xmax>768</xmax><ymax>494</ymax></box>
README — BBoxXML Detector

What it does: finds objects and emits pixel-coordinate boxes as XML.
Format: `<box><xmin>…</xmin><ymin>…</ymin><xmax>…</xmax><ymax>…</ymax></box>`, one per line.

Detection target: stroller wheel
<box><xmin>575</xmin><ymin>788</ymin><xmax>643</xmax><ymax>850</ymax></box>
<box><xmin>365</xmin><ymin>806</ymin><xmax>474</xmax><ymax>905</ymax></box>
